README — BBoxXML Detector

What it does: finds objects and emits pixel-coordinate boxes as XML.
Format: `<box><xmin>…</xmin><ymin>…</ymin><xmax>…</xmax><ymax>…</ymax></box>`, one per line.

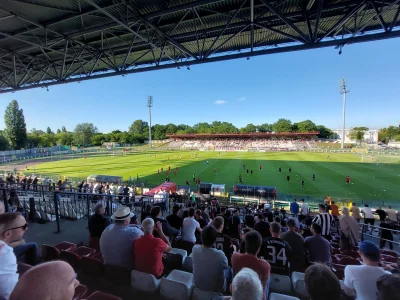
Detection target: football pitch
<box><xmin>31</xmin><ymin>151</ymin><xmax>400</xmax><ymax>205</ymax></box>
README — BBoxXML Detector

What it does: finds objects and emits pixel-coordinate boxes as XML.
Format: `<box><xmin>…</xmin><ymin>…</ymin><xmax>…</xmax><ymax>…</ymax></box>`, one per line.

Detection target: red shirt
<box><xmin>231</xmin><ymin>252</ymin><xmax>271</xmax><ymax>300</ymax></box>
<box><xmin>134</xmin><ymin>234</ymin><xmax>167</xmax><ymax>277</ymax></box>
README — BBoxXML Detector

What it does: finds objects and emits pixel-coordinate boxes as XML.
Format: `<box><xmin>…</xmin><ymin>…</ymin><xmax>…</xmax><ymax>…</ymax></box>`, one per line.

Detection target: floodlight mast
<box><xmin>339</xmin><ymin>79</ymin><xmax>349</xmax><ymax>149</ymax></box>
<box><xmin>147</xmin><ymin>96</ymin><xmax>153</xmax><ymax>148</ymax></box>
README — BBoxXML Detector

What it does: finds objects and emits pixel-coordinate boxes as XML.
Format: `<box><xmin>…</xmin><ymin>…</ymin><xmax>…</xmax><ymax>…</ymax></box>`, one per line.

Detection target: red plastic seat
<box><xmin>335</xmin><ymin>254</ymin><xmax>352</xmax><ymax>261</ymax></box>
<box><xmin>17</xmin><ymin>262</ymin><xmax>32</xmax><ymax>277</ymax></box>
<box><xmin>92</xmin><ymin>252</ymin><xmax>104</xmax><ymax>263</ymax></box>
<box><xmin>104</xmin><ymin>264</ymin><xmax>131</xmax><ymax>285</ymax></box>
<box><xmin>73</xmin><ymin>285</ymin><xmax>88</xmax><ymax>300</ymax></box>
<box><xmin>42</xmin><ymin>244</ymin><xmax>60</xmax><ymax>261</ymax></box>
<box><xmin>81</xmin><ymin>257</ymin><xmax>105</xmax><ymax>276</ymax></box>
<box><xmin>332</xmin><ymin>248</ymin><xmax>341</xmax><ymax>255</ymax></box>
<box><xmin>73</xmin><ymin>246</ymin><xmax>97</xmax><ymax>257</ymax></box>
<box><xmin>83</xmin><ymin>291</ymin><xmax>122</xmax><ymax>300</ymax></box>
<box><xmin>332</xmin><ymin>267</ymin><xmax>344</xmax><ymax>280</ymax></box>
<box><xmin>341</xmin><ymin>250</ymin><xmax>360</xmax><ymax>259</ymax></box>
<box><xmin>55</xmin><ymin>241</ymin><xmax>77</xmax><ymax>252</ymax></box>
<box><xmin>60</xmin><ymin>250</ymin><xmax>82</xmax><ymax>270</ymax></box>
<box><xmin>381</xmin><ymin>254</ymin><xmax>398</xmax><ymax>263</ymax></box>
<box><xmin>381</xmin><ymin>250</ymin><xmax>398</xmax><ymax>258</ymax></box>
<box><xmin>89</xmin><ymin>236</ymin><xmax>100</xmax><ymax>252</ymax></box>
<box><xmin>330</xmin><ymin>243</ymin><xmax>339</xmax><ymax>249</ymax></box>
<box><xmin>339</xmin><ymin>257</ymin><xmax>361</xmax><ymax>265</ymax></box>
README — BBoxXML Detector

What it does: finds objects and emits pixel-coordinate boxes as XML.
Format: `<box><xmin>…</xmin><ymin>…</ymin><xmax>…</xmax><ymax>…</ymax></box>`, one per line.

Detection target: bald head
<box><xmin>10</xmin><ymin>261</ymin><xmax>79</xmax><ymax>300</ymax></box>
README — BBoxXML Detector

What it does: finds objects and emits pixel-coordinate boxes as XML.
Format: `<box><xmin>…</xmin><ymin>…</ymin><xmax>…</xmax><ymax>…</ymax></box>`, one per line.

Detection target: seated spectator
<box><xmin>195</xmin><ymin>209</ymin><xmax>207</xmax><ymax>228</ymax></box>
<box><xmin>304</xmin><ymin>263</ymin><xmax>342</xmax><ymax>300</ymax></box>
<box><xmin>343</xmin><ymin>240</ymin><xmax>390</xmax><ymax>300</ymax></box>
<box><xmin>181</xmin><ymin>208</ymin><xmax>202</xmax><ymax>253</ymax></box>
<box><xmin>9</xmin><ymin>261</ymin><xmax>79</xmax><ymax>300</ymax></box>
<box><xmin>88</xmin><ymin>203</ymin><xmax>111</xmax><ymax>239</ymax></box>
<box><xmin>100</xmin><ymin>206</ymin><xmax>143</xmax><ymax>269</ymax></box>
<box><xmin>239</xmin><ymin>227</ymin><xmax>252</xmax><ymax>253</ymax></box>
<box><xmin>0</xmin><ymin>213</ymin><xmax>29</xmax><ymax>299</ymax></box>
<box><xmin>232</xmin><ymin>230</ymin><xmax>271</xmax><ymax>300</ymax></box>
<box><xmin>304</xmin><ymin>223</ymin><xmax>331</xmax><ymax>266</ymax></box>
<box><xmin>339</xmin><ymin>206</ymin><xmax>360</xmax><ymax>251</ymax></box>
<box><xmin>227</xmin><ymin>210</ymin><xmax>241</xmax><ymax>239</ymax></box>
<box><xmin>134</xmin><ymin>218</ymin><xmax>177</xmax><ymax>278</ymax></box>
<box><xmin>192</xmin><ymin>225</ymin><xmax>230</xmax><ymax>293</ymax></box>
<box><xmin>254</xmin><ymin>221</ymin><xmax>270</xmax><ymax>239</ymax></box>
<box><xmin>280</xmin><ymin>218</ymin><xmax>305</xmax><ymax>272</ymax></box>
<box><xmin>148</xmin><ymin>206</ymin><xmax>180</xmax><ymax>238</ymax></box>
<box><xmin>376</xmin><ymin>274</ymin><xmax>400</xmax><ymax>300</ymax></box>
<box><xmin>212</xmin><ymin>216</ymin><xmax>234</xmax><ymax>265</ymax></box>
<box><xmin>166</xmin><ymin>205</ymin><xmax>183</xmax><ymax>230</ymax></box>
<box><xmin>229</xmin><ymin>268</ymin><xmax>263</xmax><ymax>300</ymax></box>
<box><xmin>259</xmin><ymin>221</ymin><xmax>291</xmax><ymax>275</ymax></box>
<box><xmin>141</xmin><ymin>204</ymin><xmax>152</xmax><ymax>222</ymax></box>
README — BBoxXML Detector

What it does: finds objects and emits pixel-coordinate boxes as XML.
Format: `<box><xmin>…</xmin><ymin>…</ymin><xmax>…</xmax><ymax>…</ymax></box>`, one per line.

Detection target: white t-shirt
<box><xmin>0</xmin><ymin>240</ymin><xmax>19</xmax><ymax>299</ymax></box>
<box><xmin>182</xmin><ymin>217</ymin><xmax>200</xmax><ymax>243</ymax></box>
<box><xmin>362</xmin><ymin>207</ymin><xmax>374</xmax><ymax>219</ymax></box>
<box><xmin>344</xmin><ymin>265</ymin><xmax>390</xmax><ymax>300</ymax></box>
<box><xmin>301</xmin><ymin>203</ymin><xmax>308</xmax><ymax>215</ymax></box>
<box><xmin>386</xmin><ymin>209</ymin><xmax>397</xmax><ymax>221</ymax></box>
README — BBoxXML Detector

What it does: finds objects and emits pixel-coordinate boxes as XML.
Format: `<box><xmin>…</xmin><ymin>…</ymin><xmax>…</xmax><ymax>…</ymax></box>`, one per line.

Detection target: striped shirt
<box><xmin>312</xmin><ymin>213</ymin><xmax>335</xmax><ymax>236</ymax></box>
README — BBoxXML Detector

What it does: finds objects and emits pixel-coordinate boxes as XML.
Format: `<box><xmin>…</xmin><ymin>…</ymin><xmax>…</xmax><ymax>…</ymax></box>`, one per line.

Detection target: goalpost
<box><xmin>361</xmin><ymin>154</ymin><xmax>400</xmax><ymax>164</ymax></box>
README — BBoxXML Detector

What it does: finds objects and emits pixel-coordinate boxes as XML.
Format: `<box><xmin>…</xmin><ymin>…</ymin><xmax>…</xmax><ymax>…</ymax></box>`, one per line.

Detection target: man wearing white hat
<box><xmin>100</xmin><ymin>206</ymin><xmax>143</xmax><ymax>269</ymax></box>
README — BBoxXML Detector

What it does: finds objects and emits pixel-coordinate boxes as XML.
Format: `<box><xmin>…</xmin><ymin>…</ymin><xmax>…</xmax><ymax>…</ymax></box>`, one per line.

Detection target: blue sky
<box><xmin>1</xmin><ymin>38</ymin><xmax>399</xmax><ymax>133</ymax></box>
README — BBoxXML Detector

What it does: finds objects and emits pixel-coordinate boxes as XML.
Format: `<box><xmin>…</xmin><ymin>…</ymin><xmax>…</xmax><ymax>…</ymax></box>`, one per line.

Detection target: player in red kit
<box><xmin>346</xmin><ymin>176</ymin><xmax>351</xmax><ymax>185</ymax></box>
<box><xmin>260</xmin><ymin>165</ymin><xmax>262</xmax><ymax>170</ymax></box>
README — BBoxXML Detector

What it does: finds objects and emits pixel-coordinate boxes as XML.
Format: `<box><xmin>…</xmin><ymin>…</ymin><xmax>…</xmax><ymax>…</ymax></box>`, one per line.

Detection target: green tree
<box><xmin>56</xmin><ymin>132</ymin><xmax>73</xmax><ymax>145</ymax></box>
<box><xmin>258</xmin><ymin>123</ymin><xmax>273</xmax><ymax>132</ymax></box>
<box><xmin>128</xmin><ymin>120</ymin><xmax>148</xmax><ymax>136</ymax></box>
<box><xmin>272</xmin><ymin>118</ymin><xmax>292</xmax><ymax>132</ymax></box>
<box><xmin>62</xmin><ymin>126</ymin><xmax>67</xmax><ymax>132</ymax></box>
<box><xmin>378</xmin><ymin>125</ymin><xmax>400</xmax><ymax>143</ymax></box>
<box><xmin>0</xmin><ymin>131</ymin><xmax>9</xmax><ymax>150</ymax></box>
<box><xmin>56</xmin><ymin>129</ymin><xmax>61</xmax><ymax>134</ymax></box>
<box><xmin>348</xmin><ymin>127</ymin><xmax>369</xmax><ymax>145</ymax></box>
<box><xmin>316</xmin><ymin>125</ymin><xmax>333</xmax><ymax>139</ymax></box>
<box><xmin>240</xmin><ymin>123</ymin><xmax>257</xmax><ymax>133</ymax></box>
<box><xmin>3</xmin><ymin>100</ymin><xmax>28</xmax><ymax>149</ymax></box>
<box><xmin>46</xmin><ymin>127</ymin><xmax>53</xmax><ymax>134</ymax></box>
<box><xmin>294</xmin><ymin>120</ymin><xmax>317</xmax><ymax>132</ymax></box>
<box><xmin>153</xmin><ymin>124</ymin><xmax>167</xmax><ymax>140</ymax></box>
<box><xmin>91</xmin><ymin>133</ymin><xmax>107</xmax><ymax>146</ymax></box>
<box><xmin>73</xmin><ymin>123</ymin><xmax>98</xmax><ymax>145</ymax></box>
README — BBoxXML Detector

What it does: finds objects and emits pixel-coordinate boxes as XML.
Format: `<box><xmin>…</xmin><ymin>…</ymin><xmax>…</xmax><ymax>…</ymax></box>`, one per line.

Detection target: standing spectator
<box><xmin>181</xmin><ymin>207</ymin><xmax>202</xmax><ymax>254</ymax></box>
<box><xmin>339</xmin><ymin>207</ymin><xmax>360</xmax><ymax>251</ymax></box>
<box><xmin>343</xmin><ymin>241</ymin><xmax>390</xmax><ymax>300</ymax></box>
<box><xmin>201</xmin><ymin>205</ymin><xmax>211</xmax><ymax>225</ymax></box>
<box><xmin>9</xmin><ymin>261</ymin><xmax>80</xmax><ymax>300</ymax></box>
<box><xmin>195</xmin><ymin>209</ymin><xmax>207</xmax><ymax>228</ymax></box>
<box><xmin>141</xmin><ymin>204</ymin><xmax>152</xmax><ymax>222</ymax></box>
<box><xmin>213</xmin><ymin>216</ymin><xmax>234</xmax><ymax>265</ymax></box>
<box><xmin>304</xmin><ymin>223</ymin><xmax>331</xmax><ymax>266</ymax></box>
<box><xmin>329</xmin><ymin>201</ymin><xmax>339</xmax><ymax>217</ymax></box>
<box><xmin>290</xmin><ymin>199</ymin><xmax>299</xmax><ymax>217</ymax></box>
<box><xmin>375</xmin><ymin>207</ymin><xmax>387</xmax><ymax>222</ymax></box>
<box><xmin>227</xmin><ymin>210</ymin><xmax>241</xmax><ymax>240</ymax></box>
<box><xmin>88</xmin><ymin>203</ymin><xmax>111</xmax><ymax>250</ymax></box>
<box><xmin>100</xmin><ymin>207</ymin><xmax>143</xmax><ymax>269</ymax></box>
<box><xmin>312</xmin><ymin>204</ymin><xmax>334</xmax><ymax>240</ymax></box>
<box><xmin>148</xmin><ymin>206</ymin><xmax>180</xmax><ymax>238</ymax></box>
<box><xmin>254</xmin><ymin>221</ymin><xmax>271</xmax><ymax>239</ymax></box>
<box><xmin>362</xmin><ymin>204</ymin><xmax>375</xmax><ymax>227</ymax></box>
<box><xmin>254</xmin><ymin>213</ymin><xmax>264</xmax><ymax>224</ymax></box>
<box><xmin>134</xmin><ymin>218</ymin><xmax>177</xmax><ymax>278</ymax></box>
<box><xmin>299</xmin><ymin>199</ymin><xmax>308</xmax><ymax>220</ymax></box>
<box><xmin>0</xmin><ymin>213</ymin><xmax>29</xmax><ymax>299</ymax></box>
<box><xmin>280</xmin><ymin>218</ymin><xmax>305</xmax><ymax>272</ymax></box>
<box><xmin>376</xmin><ymin>274</ymin><xmax>400</xmax><ymax>300</ymax></box>
<box><xmin>192</xmin><ymin>225</ymin><xmax>230</xmax><ymax>293</ymax></box>
<box><xmin>232</xmin><ymin>230</ymin><xmax>271</xmax><ymax>300</ymax></box>
<box><xmin>166</xmin><ymin>205</ymin><xmax>183</xmax><ymax>230</ymax></box>
<box><xmin>350</xmin><ymin>203</ymin><xmax>361</xmax><ymax>223</ymax></box>
<box><xmin>380</xmin><ymin>219</ymin><xmax>394</xmax><ymax>250</ymax></box>
<box><xmin>385</xmin><ymin>206</ymin><xmax>397</xmax><ymax>222</ymax></box>
<box><xmin>259</xmin><ymin>222</ymin><xmax>291</xmax><ymax>276</ymax></box>
<box><xmin>244</xmin><ymin>214</ymin><xmax>255</xmax><ymax>228</ymax></box>
<box><xmin>304</xmin><ymin>263</ymin><xmax>342</xmax><ymax>300</ymax></box>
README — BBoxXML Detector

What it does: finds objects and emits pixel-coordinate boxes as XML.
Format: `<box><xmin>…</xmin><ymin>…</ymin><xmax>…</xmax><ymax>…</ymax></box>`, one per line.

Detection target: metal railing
<box><xmin>359</xmin><ymin>222</ymin><xmax>400</xmax><ymax>250</ymax></box>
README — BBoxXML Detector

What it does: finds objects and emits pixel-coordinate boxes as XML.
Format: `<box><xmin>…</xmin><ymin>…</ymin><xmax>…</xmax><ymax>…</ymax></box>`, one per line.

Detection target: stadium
<box><xmin>1</xmin><ymin>1</ymin><xmax>400</xmax><ymax>300</ymax></box>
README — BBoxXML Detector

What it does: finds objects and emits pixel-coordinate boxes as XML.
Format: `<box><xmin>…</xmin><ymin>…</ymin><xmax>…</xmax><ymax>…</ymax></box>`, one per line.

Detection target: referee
<box><xmin>312</xmin><ymin>204</ymin><xmax>335</xmax><ymax>240</ymax></box>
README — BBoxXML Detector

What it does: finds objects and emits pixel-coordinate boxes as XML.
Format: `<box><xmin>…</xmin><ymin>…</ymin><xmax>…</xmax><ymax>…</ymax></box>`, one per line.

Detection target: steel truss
<box><xmin>0</xmin><ymin>0</ymin><xmax>399</xmax><ymax>94</ymax></box>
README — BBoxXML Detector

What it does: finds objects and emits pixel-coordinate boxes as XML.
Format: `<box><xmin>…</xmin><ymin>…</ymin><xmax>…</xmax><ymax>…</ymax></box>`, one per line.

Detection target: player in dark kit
<box><xmin>287</xmin><ymin>175</ymin><xmax>290</xmax><ymax>183</ymax></box>
<box><xmin>301</xmin><ymin>179</ymin><xmax>305</xmax><ymax>187</ymax></box>
<box><xmin>246</xmin><ymin>169</ymin><xmax>249</xmax><ymax>174</ymax></box>
<box><xmin>279</xmin><ymin>167</ymin><xmax>281</xmax><ymax>173</ymax></box>
<box><xmin>259</xmin><ymin>165</ymin><xmax>262</xmax><ymax>170</ymax></box>
<box><xmin>289</xmin><ymin>168</ymin><xmax>291</xmax><ymax>173</ymax></box>
<box><xmin>239</xmin><ymin>174</ymin><xmax>242</xmax><ymax>184</ymax></box>
<box><xmin>312</xmin><ymin>173</ymin><xmax>315</xmax><ymax>181</ymax></box>
<box><xmin>243</xmin><ymin>164</ymin><xmax>245</xmax><ymax>170</ymax></box>
<box><xmin>250</xmin><ymin>170</ymin><xmax>253</xmax><ymax>175</ymax></box>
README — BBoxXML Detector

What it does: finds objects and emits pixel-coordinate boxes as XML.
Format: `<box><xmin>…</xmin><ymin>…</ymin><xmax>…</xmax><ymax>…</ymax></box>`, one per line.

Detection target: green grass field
<box><xmin>31</xmin><ymin>151</ymin><xmax>400</xmax><ymax>204</ymax></box>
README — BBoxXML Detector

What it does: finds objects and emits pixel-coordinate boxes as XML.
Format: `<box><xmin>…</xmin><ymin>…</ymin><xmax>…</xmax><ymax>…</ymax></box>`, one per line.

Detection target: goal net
<box><xmin>361</xmin><ymin>155</ymin><xmax>400</xmax><ymax>164</ymax></box>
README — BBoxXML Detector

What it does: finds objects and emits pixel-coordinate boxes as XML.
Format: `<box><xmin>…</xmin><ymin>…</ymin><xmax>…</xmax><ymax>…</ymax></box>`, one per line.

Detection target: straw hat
<box><xmin>111</xmin><ymin>206</ymin><xmax>134</xmax><ymax>221</ymax></box>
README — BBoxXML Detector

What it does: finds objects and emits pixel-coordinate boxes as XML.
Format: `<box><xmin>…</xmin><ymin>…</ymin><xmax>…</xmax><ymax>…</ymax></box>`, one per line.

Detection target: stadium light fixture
<box><xmin>339</xmin><ymin>79</ymin><xmax>349</xmax><ymax>149</ymax></box>
<box><xmin>147</xmin><ymin>96</ymin><xmax>153</xmax><ymax>148</ymax></box>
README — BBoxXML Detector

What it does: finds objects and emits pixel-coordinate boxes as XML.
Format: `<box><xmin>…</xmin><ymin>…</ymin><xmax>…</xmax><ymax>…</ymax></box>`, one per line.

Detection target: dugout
<box><xmin>87</xmin><ymin>174</ymin><xmax>123</xmax><ymax>184</ymax></box>
<box><xmin>233</xmin><ymin>184</ymin><xmax>276</xmax><ymax>199</ymax></box>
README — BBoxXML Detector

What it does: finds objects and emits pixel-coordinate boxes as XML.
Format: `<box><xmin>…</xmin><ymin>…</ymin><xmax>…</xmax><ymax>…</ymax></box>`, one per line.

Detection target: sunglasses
<box><xmin>2</xmin><ymin>223</ymin><xmax>28</xmax><ymax>234</ymax></box>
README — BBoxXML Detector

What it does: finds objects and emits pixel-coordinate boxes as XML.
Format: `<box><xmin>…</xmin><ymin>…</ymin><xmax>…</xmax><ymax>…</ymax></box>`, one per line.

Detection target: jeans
<box><xmin>13</xmin><ymin>242</ymin><xmax>38</xmax><ymax>265</ymax></box>
<box><xmin>265</xmin><ymin>276</ymin><xmax>271</xmax><ymax>299</ymax></box>
<box><xmin>224</xmin><ymin>267</ymin><xmax>233</xmax><ymax>293</ymax></box>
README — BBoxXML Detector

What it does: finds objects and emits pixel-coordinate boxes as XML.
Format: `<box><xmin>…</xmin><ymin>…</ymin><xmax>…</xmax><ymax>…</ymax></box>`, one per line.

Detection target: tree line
<box><xmin>2</xmin><ymin>99</ymin><xmax>396</xmax><ymax>150</ymax></box>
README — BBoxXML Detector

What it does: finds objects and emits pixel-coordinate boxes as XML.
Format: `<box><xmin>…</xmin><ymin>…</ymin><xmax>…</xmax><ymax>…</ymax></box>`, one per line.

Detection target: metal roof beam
<box><xmin>389</xmin><ymin>5</ymin><xmax>400</xmax><ymax>31</ymax></box>
<box><xmin>313</xmin><ymin>0</ymin><xmax>324</xmax><ymax>42</ymax></box>
<box><xmin>372</xmin><ymin>1</ymin><xmax>388</xmax><ymax>32</ymax></box>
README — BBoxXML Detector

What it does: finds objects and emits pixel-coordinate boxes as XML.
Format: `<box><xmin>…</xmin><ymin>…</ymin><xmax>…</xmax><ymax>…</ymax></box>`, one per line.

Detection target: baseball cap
<box><xmin>286</xmin><ymin>218</ymin><xmax>296</xmax><ymax>228</ymax></box>
<box><xmin>359</xmin><ymin>240</ymin><xmax>380</xmax><ymax>261</ymax></box>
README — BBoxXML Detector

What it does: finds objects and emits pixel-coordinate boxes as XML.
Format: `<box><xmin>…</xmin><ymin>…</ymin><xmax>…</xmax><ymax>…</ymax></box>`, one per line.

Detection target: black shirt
<box><xmin>244</xmin><ymin>215</ymin><xmax>255</xmax><ymax>228</ymax></box>
<box><xmin>166</xmin><ymin>214</ymin><xmax>183</xmax><ymax>230</ymax></box>
<box><xmin>88</xmin><ymin>213</ymin><xmax>111</xmax><ymax>238</ymax></box>
<box><xmin>227</xmin><ymin>215</ymin><xmax>241</xmax><ymax>238</ymax></box>
<box><xmin>213</xmin><ymin>232</ymin><xmax>233</xmax><ymax>265</ymax></box>
<box><xmin>375</xmin><ymin>209</ymin><xmax>387</xmax><ymax>221</ymax></box>
<box><xmin>259</xmin><ymin>237</ymin><xmax>292</xmax><ymax>275</ymax></box>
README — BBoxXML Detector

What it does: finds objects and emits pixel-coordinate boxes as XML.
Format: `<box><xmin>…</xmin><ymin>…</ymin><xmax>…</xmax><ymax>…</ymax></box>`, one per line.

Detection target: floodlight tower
<box><xmin>147</xmin><ymin>96</ymin><xmax>153</xmax><ymax>148</ymax></box>
<box><xmin>339</xmin><ymin>79</ymin><xmax>349</xmax><ymax>149</ymax></box>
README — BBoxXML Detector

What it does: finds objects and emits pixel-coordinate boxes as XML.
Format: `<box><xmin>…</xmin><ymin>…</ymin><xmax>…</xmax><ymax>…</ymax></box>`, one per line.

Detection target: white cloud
<box><xmin>214</xmin><ymin>100</ymin><xmax>228</xmax><ymax>105</ymax></box>
<box><xmin>237</xmin><ymin>97</ymin><xmax>246</xmax><ymax>101</ymax></box>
